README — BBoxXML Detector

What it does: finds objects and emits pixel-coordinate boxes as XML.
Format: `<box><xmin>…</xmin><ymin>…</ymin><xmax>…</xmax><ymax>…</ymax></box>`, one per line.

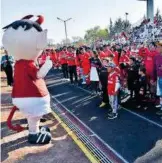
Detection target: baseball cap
<box><xmin>108</xmin><ymin>62</ymin><xmax>116</xmax><ymax>68</ymax></box>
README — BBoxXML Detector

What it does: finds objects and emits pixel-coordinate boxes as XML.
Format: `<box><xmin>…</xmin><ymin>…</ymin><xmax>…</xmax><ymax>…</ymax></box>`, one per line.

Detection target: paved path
<box><xmin>47</xmin><ymin>69</ymin><xmax>162</xmax><ymax>163</ymax></box>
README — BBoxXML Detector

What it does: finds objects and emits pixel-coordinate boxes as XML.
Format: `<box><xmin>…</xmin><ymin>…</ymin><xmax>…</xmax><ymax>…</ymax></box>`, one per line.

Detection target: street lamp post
<box><xmin>125</xmin><ymin>12</ymin><xmax>128</xmax><ymax>22</ymax></box>
<box><xmin>125</xmin><ymin>12</ymin><xmax>129</xmax><ymax>30</ymax></box>
<box><xmin>57</xmin><ymin>17</ymin><xmax>72</xmax><ymax>45</ymax></box>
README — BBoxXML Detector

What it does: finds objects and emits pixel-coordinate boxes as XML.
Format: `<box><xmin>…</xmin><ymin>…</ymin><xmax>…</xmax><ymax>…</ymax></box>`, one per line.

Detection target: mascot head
<box><xmin>2</xmin><ymin>15</ymin><xmax>47</xmax><ymax>60</ymax></box>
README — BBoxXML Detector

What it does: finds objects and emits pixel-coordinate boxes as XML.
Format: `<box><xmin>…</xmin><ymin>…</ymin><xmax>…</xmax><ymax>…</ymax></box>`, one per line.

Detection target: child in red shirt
<box><xmin>107</xmin><ymin>63</ymin><xmax>120</xmax><ymax>119</ymax></box>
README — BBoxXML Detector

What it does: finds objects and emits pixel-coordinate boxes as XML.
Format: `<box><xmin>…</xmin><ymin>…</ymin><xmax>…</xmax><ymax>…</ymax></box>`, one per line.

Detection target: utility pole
<box><xmin>57</xmin><ymin>17</ymin><xmax>72</xmax><ymax>45</ymax></box>
<box><xmin>125</xmin><ymin>12</ymin><xmax>129</xmax><ymax>30</ymax></box>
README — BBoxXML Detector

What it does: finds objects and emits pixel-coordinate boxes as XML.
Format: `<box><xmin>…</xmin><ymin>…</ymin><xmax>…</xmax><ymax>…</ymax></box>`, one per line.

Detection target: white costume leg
<box><xmin>27</xmin><ymin>116</ymin><xmax>41</xmax><ymax>134</ymax></box>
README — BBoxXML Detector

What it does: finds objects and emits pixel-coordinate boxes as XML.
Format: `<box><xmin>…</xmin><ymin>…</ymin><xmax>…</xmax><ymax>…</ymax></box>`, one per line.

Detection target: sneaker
<box><xmin>40</xmin><ymin>118</ymin><xmax>47</xmax><ymax>123</ymax></box>
<box><xmin>143</xmin><ymin>107</ymin><xmax>148</xmax><ymax>111</ymax></box>
<box><xmin>108</xmin><ymin>112</ymin><xmax>118</xmax><ymax>119</ymax></box>
<box><xmin>118</xmin><ymin>105</ymin><xmax>122</xmax><ymax>110</ymax></box>
<box><xmin>97</xmin><ymin>91</ymin><xmax>102</xmax><ymax>96</ymax></box>
<box><xmin>91</xmin><ymin>91</ymin><xmax>96</xmax><ymax>96</ymax></box>
<box><xmin>28</xmin><ymin>131</ymin><xmax>51</xmax><ymax>144</ymax></box>
<box><xmin>155</xmin><ymin>104</ymin><xmax>161</xmax><ymax>108</ymax></box>
<box><xmin>107</xmin><ymin>109</ymin><xmax>112</xmax><ymax>113</ymax></box>
<box><xmin>156</xmin><ymin>110</ymin><xmax>162</xmax><ymax>115</ymax></box>
<box><xmin>99</xmin><ymin>102</ymin><xmax>106</xmax><ymax>108</ymax></box>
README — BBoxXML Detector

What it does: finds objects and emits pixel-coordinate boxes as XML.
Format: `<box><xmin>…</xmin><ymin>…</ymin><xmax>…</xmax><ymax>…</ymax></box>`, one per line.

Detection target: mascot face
<box><xmin>2</xmin><ymin>15</ymin><xmax>47</xmax><ymax>61</ymax></box>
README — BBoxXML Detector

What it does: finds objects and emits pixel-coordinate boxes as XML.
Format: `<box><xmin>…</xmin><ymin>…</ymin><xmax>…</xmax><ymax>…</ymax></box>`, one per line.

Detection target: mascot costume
<box><xmin>2</xmin><ymin>15</ymin><xmax>52</xmax><ymax>144</ymax></box>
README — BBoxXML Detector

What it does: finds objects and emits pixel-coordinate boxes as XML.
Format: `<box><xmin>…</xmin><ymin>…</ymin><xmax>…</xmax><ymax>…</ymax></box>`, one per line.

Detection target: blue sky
<box><xmin>1</xmin><ymin>0</ymin><xmax>162</xmax><ymax>44</ymax></box>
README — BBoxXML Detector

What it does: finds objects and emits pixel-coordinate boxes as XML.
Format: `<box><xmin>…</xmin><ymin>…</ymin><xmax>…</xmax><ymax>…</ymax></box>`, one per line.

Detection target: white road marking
<box><xmin>123</xmin><ymin>108</ymin><xmax>162</xmax><ymax>128</ymax></box>
<box><xmin>71</xmin><ymin>86</ymin><xmax>162</xmax><ymax>129</ymax></box>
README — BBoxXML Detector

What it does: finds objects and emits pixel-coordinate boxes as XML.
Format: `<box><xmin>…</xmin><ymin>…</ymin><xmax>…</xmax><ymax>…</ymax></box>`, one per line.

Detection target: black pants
<box><xmin>91</xmin><ymin>81</ymin><xmax>99</xmax><ymax>93</ymax></box>
<box><xmin>101</xmin><ymin>82</ymin><xmax>108</xmax><ymax>103</ymax></box>
<box><xmin>61</xmin><ymin>64</ymin><xmax>69</xmax><ymax>78</ymax></box>
<box><xmin>68</xmin><ymin>65</ymin><xmax>78</xmax><ymax>83</ymax></box>
<box><xmin>136</xmin><ymin>93</ymin><xmax>147</xmax><ymax>107</ymax></box>
<box><xmin>4</xmin><ymin>65</ymin><xmax>13</xmax><ymax>86</ymax></box>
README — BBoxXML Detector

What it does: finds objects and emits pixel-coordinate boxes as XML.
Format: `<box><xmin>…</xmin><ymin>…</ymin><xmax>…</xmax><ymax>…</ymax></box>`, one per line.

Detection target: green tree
<box><xmin>114</xmin><ymin>18</ymin><xmax>124</xmax><ymax>33</ymax></box>
<box><xmin>108</xmin><ymin>17</ymin><xmax>132</xmax><ymax>40</ymax></box>
<box><xmin>97</xmin><ymin>29</ymin><xmax>109</xmax><ymax>40</ymax></box>
<box><xmin>84</xmin><ymin>26</ymin><xmax>108</xmax><ymax>43</ymax></box>
<box><xmin>109</xmin><ymin>18</ymin><xmax>114</xmax><ymax>39</ymax></box>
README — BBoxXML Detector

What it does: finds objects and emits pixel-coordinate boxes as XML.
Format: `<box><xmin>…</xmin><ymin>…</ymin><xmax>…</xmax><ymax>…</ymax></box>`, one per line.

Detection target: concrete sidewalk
<box><xmin>1</xmin><ymin>72</ymin><xmax>90</xmax><ymax>163</ymax></box>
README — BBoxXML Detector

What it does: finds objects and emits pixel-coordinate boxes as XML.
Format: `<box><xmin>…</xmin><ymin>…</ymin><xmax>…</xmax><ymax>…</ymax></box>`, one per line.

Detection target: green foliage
<box><xmin>84</xmin><ymin>26</ymin><xmax>108</xmax><ymax>43</ymax></box>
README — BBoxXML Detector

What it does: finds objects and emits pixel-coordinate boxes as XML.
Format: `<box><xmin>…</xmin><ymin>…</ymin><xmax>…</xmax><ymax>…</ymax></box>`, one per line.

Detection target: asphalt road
<box><xmin>47</xmin><ymin>69</ymin><xmax>162</xmax><ymax>163</ymax></box>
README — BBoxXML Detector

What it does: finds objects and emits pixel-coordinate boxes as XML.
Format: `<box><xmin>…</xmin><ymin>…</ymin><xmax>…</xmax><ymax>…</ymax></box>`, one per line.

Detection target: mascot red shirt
<box><xmin>2</xmin><ymin>15</ymin><xmax>52</xmax><ymax>144</ymax></box>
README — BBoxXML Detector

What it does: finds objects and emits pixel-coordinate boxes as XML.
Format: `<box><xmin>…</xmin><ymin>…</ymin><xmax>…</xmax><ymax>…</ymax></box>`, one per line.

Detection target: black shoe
<box><xmin>107</xmin><ymin>109</ymin><xmax>112</xmax><ymax>113</ymax></box>
<box><xmin>28</xmin><ymin>131</ymin><xmax>51</xmax><ymax>144</ymax></box>
<box><xmin>40</xmin><ymin>118</ymin><xmax>47</xmax><ymax>122</ymax></box>
<box><xmin>108</xmin><ymin>112</ymin><xmax>118</xmax><ymax>119</ymax></box>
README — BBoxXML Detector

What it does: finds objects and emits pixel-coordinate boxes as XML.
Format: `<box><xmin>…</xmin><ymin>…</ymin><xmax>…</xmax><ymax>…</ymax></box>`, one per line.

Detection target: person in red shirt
<box><xmin>49</xmin><ymin>49</ymin><xmax>57</xmax><ymax>66</ymax></box>
<box><xmin>55</xmin><ymin>49</ymin><xmax>61</xmax><ymax>68</ymax></box>
<box><xmin>80</xmin><ymin>47</ymin><xmax>91</xmax><ymax>84</ymax></box>
<box><xmin>119</xmin><ymin>50</ymin><xmax>129</xmax><ymax>87</ymax></box>
<box><xmin>67</xmin><ymin>46</ymin><xmax>78</xmax><ymax>84</ymax></box>
<box><xmin>107</xmin><ymin>63</ymin><xmax>120</xmax><ymax>119</ymax></box>
<box><xmin>86</xmin><ymin>47</ymin><xmax>93</xmax><ymax>57</ymax></box>
<box><xmin>103</xmin><ymin>44</ymin><xmax>113</xmax><ymax>58</ymax></box>
<box><xmin>138</xmin><ymin>43</ymin><xmax>150</xmax><ymax>58</ymax></box>
<box><xmin>59</xmin><ymin>47</ymin><xmax>69</xmax><ymax>79</ymax></box>
<box><xmin>144</xmin><ymin>43</ymin><xmax>157</xmax><ymax>81</ymax></box>
<box><xmin>130</xmin><ymin>44</ymin><xmax>138</xmax><ymax>57</ymax></box>
<box><xmin>111</xmin><ymin>46</ymin><xmax>119</xmax><ymax>66</ymax></box>
<box><xmin>119</xmin><ymin>50</ymin><xmax>130</xmax><ymax>66</ymax></box>
<box><xmin>97</xmin><ymin>47</ymin><xmax>106</xmax><ymax>61</ymax></box>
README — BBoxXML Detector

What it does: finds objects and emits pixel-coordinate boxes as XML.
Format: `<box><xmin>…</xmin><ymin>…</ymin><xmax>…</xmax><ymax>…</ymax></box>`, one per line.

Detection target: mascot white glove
<box><xmin>37</xmin><ymin>56</ymin><xmax>53</xmax><ymax>78</ymax></box>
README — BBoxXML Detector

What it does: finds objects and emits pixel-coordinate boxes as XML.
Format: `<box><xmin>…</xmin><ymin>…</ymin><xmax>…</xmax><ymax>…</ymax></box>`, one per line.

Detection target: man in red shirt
<box><xmin>111</xmin><ymin>46</ymin><xmax>119</xmax><ymax>66</ymax></box>
<box><xmin>49</xmin><ymin>49</ymin><xmax>57</xmax><ymax>66</ymax></box>
<box><xmin>97</xmin><ymin>47</ymin><xmax>106</xmax><ymax>61</ymax></box>
<box><xmin>103</xmin><ymin>44</ymin><xmax>113</xmax><ymax>57</ymax></box>
<box><xmin>67</xmin><ymin>46</ymin><xmax>78</xmax><ymax>84</ymax></box>
<box><xmin>59</xmin><ymin>46</ymin><xmax>69</xmax><ymax>79</ymax></box>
